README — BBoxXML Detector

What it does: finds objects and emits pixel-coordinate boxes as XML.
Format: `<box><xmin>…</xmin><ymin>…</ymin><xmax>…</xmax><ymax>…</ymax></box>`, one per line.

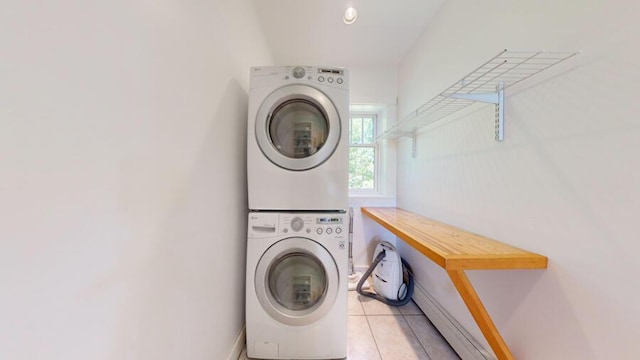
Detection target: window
<box><xmin>349</xmin><ymin>114</ymin><xmax>377</xmax><ymax>191</ymax></box>
<box><xmin>348</xmin><ymin>103</ymin><xmax>396</xmax><ymax>199</ymax></box>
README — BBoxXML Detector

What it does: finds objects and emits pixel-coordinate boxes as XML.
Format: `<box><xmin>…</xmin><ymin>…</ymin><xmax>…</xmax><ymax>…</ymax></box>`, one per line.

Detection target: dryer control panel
<box><xmin>250</xmin><ymin>65</ymin><xmax>349</xmax><ymax>90</ymax></box>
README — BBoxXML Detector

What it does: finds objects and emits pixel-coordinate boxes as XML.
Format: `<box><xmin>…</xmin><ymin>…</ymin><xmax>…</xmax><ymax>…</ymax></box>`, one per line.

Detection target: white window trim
<box><xmin>349</xmin><ymin>113</ymin><xmax>378</xmax><ymax>194</ymax></box>
<box><xmin>348</xmin><ymin>103</ymin><xmax>396</xmax><ymax>199</ymax></box>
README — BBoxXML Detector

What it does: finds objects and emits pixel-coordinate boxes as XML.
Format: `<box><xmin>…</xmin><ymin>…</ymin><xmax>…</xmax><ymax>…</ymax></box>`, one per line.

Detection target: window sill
<box><xmin>348</xmin><ymin>194</ymin><xmax>396</xmax><ymax>207</ymax></box>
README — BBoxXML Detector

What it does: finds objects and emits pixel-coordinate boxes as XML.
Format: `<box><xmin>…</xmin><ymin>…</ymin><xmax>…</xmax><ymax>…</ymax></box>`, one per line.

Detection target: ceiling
<box><xmin>251</xmin><ymin>0</ymin><xmax>445</xmax><ymax>68</ymax></box>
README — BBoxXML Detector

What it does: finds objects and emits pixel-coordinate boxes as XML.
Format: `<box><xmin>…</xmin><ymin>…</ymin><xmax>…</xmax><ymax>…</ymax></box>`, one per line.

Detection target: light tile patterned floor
<box><xmin>239</xmin><ymin>291</ymin><xmax>461</xmax><ymax>360</ymax></box>
<box><xmin>238</xmin><ymin>291</ymin><xmax>460</xmax><ymax>360</ymax></box>
<box><xmin>347</xmin><ymin>291</ymin><xmax>461</xmax><ymax>360</ymax></box>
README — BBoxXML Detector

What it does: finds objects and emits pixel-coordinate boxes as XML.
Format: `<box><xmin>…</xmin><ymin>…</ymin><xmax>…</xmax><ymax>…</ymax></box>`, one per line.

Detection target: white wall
<box><xmin>396</xmin><ymin>0</ymin><xmax>640</xmax><ymax>359</ymax></box>
<box><xmin>0</xmin><ymin>1</ymin><xmax>272</xmax><ymax>359</ymax></box>
<box><xmin>349</xmin><ymin>65</ymin><xmax>398</xmax><ymax>105</ymax></box>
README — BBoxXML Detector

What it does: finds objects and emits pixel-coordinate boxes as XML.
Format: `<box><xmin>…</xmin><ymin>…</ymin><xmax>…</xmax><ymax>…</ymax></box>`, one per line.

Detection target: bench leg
<box><xmin>446</xmin><ymin>270</ymin><xmax>514</xmax><ymax>360</ymax></box>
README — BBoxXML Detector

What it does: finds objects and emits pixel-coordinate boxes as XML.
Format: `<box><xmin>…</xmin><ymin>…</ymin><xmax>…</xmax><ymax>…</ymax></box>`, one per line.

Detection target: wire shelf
<box><xmin>378</xmin><ymin>49</ymin><xmax>580</xmax><ymax>141</ymax></box>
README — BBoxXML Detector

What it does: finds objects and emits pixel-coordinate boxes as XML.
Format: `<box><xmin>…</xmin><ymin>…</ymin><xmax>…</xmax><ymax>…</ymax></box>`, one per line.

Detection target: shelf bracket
<box><xmin>448</xmin><ymin>82</ymin><xmax>505</xmax><ymax>141</ymax></box>
<box><xmin>495</xmin><ymin>83</ymin><xmax>505</xmax><ymax>141</ymax></box>
<box><xmin>398</xmin><ymin>130</ymin><xmax>418</xmax><ymax>158</ymax></box>
<box><xmin>448</xmin><ymin>92</ymin><xmax>499</xmax><ymax>104</ymax></box>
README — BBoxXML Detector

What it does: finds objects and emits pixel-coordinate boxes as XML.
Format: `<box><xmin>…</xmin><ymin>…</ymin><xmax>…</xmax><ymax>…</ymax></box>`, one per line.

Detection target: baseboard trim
<box><xmin>227</xmin><ymin>325</ymin><xmax>246</xmax><ymax>360</ymax></box>
<box><xmin>412</xmin><ymin>281</ymin><xmax>496</xmax><ymax>360</ymax></box>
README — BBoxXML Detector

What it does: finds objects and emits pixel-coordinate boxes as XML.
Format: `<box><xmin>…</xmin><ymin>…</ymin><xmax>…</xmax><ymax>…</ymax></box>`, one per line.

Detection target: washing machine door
<box><xmin>255</xmin><ymin>237</ymin><xmax>339</xmax><ymax>326</ymax></box>
<box><xmin>255</xmin><ymin>85</ymin><xmax>341</xmax><ymax>171</ymax></box>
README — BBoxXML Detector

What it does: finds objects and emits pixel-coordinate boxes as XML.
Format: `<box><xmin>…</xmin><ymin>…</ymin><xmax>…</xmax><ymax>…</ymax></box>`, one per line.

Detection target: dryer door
<box><xmin>255</xmin><ymin>237</ymin><xmax>339</xmax><ymax>326</ymax></box>
<box><xmin>255</xmin><ymin>85</ymin><xmax>341</xmax><ymax>171</ymax></box>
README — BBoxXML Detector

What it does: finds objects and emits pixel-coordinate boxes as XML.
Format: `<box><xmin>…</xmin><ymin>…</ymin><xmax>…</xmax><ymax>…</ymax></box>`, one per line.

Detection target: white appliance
<box><xmin>371</xmin><ymin>241</ymin><xmax>406</xmax><ymax>301</ymax></box>
<box><xmin>246</xmin><ymin>211</ymin><xmax>348</xmax><ymax>359</ymax></box>
<box><xmin>247</xmin><ymin>66</ymin><xmax>349</xmax><ymax>211</ymax></box>
<box><xmin>356</xmin><ymin>241</ymin><xmax>414</xmax><ymax>307</ymax></box>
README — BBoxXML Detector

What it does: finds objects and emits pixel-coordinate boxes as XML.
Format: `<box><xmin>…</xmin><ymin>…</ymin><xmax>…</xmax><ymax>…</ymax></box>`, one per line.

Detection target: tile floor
<box><xmin>239</xmin><ymin>291</ymin><xmax>461</xmax><ymax>360</ymax></box>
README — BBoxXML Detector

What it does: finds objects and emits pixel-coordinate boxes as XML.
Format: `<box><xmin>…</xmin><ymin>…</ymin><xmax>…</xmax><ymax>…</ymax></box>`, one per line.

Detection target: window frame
<box><xmin>347</xmin><ymin>103</ymin><xmax>396</xmax><ymax>199</ymax></box>
<box><xmin>348</xmin><ymin>112</ymin><xmax>379</xmax><ymax>195</ymax></box>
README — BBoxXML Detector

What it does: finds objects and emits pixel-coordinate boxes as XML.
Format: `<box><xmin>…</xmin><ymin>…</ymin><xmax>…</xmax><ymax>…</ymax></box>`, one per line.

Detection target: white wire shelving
<box><xmin>379</xmin><ymin>49</ymin><xmax>580</xmax><ymax>155</ymax></box>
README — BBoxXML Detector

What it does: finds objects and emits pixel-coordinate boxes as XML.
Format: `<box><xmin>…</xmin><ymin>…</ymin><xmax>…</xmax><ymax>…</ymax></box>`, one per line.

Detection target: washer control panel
<box><xmin>249</xmin><ymin>212</ymin><xmax>346</xmax><ymax>244</ymax></box>
<box><xmin>279</xmin><ymin>213</ymin><xmax>345</xmax><ymax>237</ymax></box>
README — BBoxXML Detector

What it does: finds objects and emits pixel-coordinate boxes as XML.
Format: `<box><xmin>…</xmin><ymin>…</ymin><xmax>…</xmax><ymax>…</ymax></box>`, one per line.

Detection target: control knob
<box><xmin>291</xmin><ymin>217</ymin><xmax>304</xmax><ymax>232</ymax></box>
<box><xmin>292</xmin><ymin>66</ymin><xmax>305</xmax><ymax>79</ymax></box>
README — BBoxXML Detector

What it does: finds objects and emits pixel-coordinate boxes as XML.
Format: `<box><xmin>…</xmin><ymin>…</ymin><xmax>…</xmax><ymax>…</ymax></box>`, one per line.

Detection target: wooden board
<box><xmin>361</xmin><ymin>207</ymin><xmax>547</xmax><ymax>270</ymax></box>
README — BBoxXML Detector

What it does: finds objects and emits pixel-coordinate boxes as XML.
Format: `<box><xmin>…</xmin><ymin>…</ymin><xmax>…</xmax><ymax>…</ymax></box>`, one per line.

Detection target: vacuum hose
<box><xmin>356</xmin><ymin>249</ymin><xmax>415</xmax><ymax>307</ymax></box>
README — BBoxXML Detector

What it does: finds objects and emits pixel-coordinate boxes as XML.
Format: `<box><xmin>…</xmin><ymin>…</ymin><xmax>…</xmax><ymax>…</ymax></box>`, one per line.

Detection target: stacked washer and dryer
<box><xmin>246</xmin><ymin>66</ymin><xmax>350</xmax><ymax>360</ymax></box>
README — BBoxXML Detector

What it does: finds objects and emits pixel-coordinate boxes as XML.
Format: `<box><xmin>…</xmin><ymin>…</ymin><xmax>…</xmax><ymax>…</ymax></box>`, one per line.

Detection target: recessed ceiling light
<box><xmin>343</xmin><ymin>7</ymin><xmax>357</xmax><ymax>25</ymax></box>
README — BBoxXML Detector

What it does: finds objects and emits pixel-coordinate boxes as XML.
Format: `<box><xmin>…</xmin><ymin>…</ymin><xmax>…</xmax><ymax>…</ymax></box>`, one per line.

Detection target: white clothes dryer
<box><xmin>246</xmin><ymin>211</ymin><xmax>348</xmax><ymax>359</ymax></box>
<box><xmin>247</xmin><ymin>66</ymin><xmax>349</xmax><ymax>211</ymax></box>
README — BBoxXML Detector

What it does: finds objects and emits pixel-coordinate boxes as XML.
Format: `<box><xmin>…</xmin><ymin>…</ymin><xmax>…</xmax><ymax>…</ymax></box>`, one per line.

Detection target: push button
<box><xmin>316</xmin><ymin>228</ymin><xmax>323</xmax><ymax>235</ymax></box>
<box><xmin>336</xmin><ymin>227</ymin><xmax>342</xmax><ymax>234</ymax></box>
<box><xmin>326</xmin><ymin>228</ymin><xmax>333</xmax><ymax>234</ymax></box>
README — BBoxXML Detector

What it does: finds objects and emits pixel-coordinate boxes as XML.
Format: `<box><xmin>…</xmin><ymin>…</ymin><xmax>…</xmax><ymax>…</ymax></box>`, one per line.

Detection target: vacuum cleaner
<box><xmin>356</xmin><ymin>241</ymin><xmax>414</xmax><ymax>306</ymax></box>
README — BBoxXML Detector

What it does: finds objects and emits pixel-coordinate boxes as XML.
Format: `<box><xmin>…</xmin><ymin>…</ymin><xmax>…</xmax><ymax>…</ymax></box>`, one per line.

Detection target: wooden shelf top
<box><xmin>361</xmin><ymin>207</ymin><xmax>548</xmax><ymax>270</ymax></box>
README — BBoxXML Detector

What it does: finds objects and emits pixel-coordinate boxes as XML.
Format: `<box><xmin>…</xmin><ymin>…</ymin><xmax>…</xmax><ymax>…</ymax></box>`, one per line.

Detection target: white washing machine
<box><xmin>247</xmin><ymin>66</ymin><xmax>349</xmax><ymax>211</ymax></box>
<box><xmin>246</xmin><ymin>211</ymin><xmax>348</xmax><ymax>359</ymax></box>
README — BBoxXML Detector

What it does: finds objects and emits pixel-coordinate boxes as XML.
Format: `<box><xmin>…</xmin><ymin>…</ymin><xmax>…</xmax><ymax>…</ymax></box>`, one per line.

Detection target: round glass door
<box><xmin>268</xmin><ymin>252</ymin><xmax>327</xmax><ymax>311</ymax></box>
<box><xmin>268</xmin><ymin>100</ymin><xmax>328</xmax><ymax>159</ymax></box>
<box><xmin>255</xmin><ymin>237</ymin><xmax>339</xmax><ymax>326</ymax></box>
<box><xmin>256</xmin><ymin>85</ymin><xmax>341</xmax><ymax>171</ymax></box>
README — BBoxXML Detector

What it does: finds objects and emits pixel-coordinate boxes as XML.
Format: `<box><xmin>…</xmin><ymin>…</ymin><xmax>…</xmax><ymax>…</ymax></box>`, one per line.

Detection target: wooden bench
<box><xmin>361</xmin><ymin>207</ymin><xmax>547</xmax><ymax>360</ymax></box>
